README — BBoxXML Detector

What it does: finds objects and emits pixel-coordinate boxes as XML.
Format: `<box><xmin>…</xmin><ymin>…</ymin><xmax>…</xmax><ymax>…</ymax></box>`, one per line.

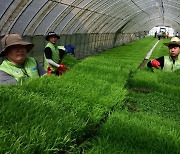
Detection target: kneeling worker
<box><xmin>0</xmin><ymin>34</ymin><xmax>46</xmax><ymax>85</ymax></box>
<box><xmin>44</xmin><ymin>32</ymin><xmax>74</xmax><ymax>76</ymax></box>
<box><xmin>147</xmin><ymin>37</ymin><xmax>180</xmax><ymax>72</ymax></box>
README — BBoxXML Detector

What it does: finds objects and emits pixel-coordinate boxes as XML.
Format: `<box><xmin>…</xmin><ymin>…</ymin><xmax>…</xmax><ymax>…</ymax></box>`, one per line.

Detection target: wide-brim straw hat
<box><xmin>45</xmin><ymin>32</ymin><xmax>60</xmax><ymax>41</ymax></box>
<box><xmin>163</xmin><ymin>37</ymin><xmax>180</xmax><ymax>47</ymax></box>
<box><xmin>0</xmin><ymin>34</ymin><xmax>34</xmax><ymax>57</ymax></box>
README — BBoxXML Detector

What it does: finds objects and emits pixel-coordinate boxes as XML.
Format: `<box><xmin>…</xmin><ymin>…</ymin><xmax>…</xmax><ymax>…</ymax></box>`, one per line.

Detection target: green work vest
<box><xmin>0</xmin><ymin>57</ymin><xmax>39</xmax><ymax>85</ymax></box>
<box><xmin>163</xmin><ymin>56</ymin><xmax>180</xmax><ymax>72</ymax></box>
<box><xmin>58</xmin><ymin>46</ymin><xmax>65</xmax><ymax>50</ymax></box>
<box><xmin>43</xmin><ymin>42</ymin><xmax>65</xmax><ymax>71</ymax></box>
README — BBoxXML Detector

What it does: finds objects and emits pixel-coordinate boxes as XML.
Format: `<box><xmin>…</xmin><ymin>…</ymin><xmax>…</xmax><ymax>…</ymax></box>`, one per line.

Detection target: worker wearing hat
<box><xmin>0</xmin><ymin>34</ymin><xmax>46</xmax><ymax>85</ymax></box>
<box><xmin>43</xmin><ymin>32</ymin><xmax>68</xmax><ymax>75</ymax></box>
<box><xmin>147</xmin><ymin>37</ymin><xmax>180</xmax><ymax>72</ymax></box>
<box><xmin>44</xmin><ymin>32</ymin><xmax>75</xmax><ymax>75</ymax></box>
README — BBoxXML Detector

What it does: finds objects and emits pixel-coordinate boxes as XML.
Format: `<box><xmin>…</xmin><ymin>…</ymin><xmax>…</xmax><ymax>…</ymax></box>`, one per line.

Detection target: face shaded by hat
<box><xmin>0</xmin><ymin>34</ymin><xmax>34</xmax><ymax>57</ymax></box>
<box><xmin>163</xmin><ymin>37</ymin><xmax>180</xmax><ymax>47</ymax></box>
<box><xmin>45</xmin><ymin>32</ymin><xmax>60</xmax><ymax>41</ymax></box>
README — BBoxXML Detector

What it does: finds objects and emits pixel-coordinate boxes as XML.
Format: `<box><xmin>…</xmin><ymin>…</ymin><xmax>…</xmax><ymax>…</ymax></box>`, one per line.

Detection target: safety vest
<box><xmin>0</xmin><ymin>57</ymin><xmax>39</xmax><ymax>85</ymax></box>
<box><xmin>58</xmin><ymin>46</ymin><xmax>66</xmax><ymax>50</ymax></box>
<box><xmin>43</xmin><ymin>42</ymin><xmax>65</xmax><ymax>71</ymax></box>
<box><xmin>163</xmin><ymin>56</ymin><xmax>180</xmax><ymax>72</ymax></box>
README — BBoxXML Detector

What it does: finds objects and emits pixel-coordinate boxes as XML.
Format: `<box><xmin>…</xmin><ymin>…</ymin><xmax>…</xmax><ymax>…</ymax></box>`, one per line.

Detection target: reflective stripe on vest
<box><xmin>163</xmin><ymin>56</ymin><xmax>180</xmax><ymax>72</ymax></box>
<box><xmin>0</xmin><ymin>57</ymin><xmax>39</xmax><ymax>85</ymax></box>
<box><xmin>58</xmin><ymin>46</ymin><xmax>65</xmax><ymax>50</ymax></box>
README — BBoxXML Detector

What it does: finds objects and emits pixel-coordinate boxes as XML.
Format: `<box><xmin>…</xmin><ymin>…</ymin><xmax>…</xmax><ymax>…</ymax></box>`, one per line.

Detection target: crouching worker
<box><xmin>44</xmin><ymin>32</ymin><xmax>74</xmax><ymax>76</ymax></box>
<box><xmin>147</xmin><ymin>37</ymin><xmax>180</xmax><ymax>72</ymax></box>
<box><xmin>0</xmin><ymin>34</ymin><xmax>46</xmax><ymax>85</ymax></box>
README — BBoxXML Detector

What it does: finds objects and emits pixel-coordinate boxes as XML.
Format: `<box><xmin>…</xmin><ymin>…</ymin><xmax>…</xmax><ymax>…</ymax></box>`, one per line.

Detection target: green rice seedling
<box><xmin>0</xmin><ymin>86</ymin><xmax>84</xmax><ymax>153</ymax></box>
<box><xmin>128</xmin><ymin>68</ymin><xmax>180</xmax><ymax>97</ymax></box>
<box><xmin>84</xmin><ymin>110</ymin><xmax>179</xmax><ymax>154</ymax></box>
<box><xmin>128</xmin><ymin>69</ymin><xmax>158</xmax><ymax>93</ymax></box>
<box><xmin>62</xmin><ymin>54</ymin><xmax>79</xmax><ymax>67</ymax></box>
<box><xmin>79</xmin><ymin>38</ymin><xmax>180</xmax><ymax>153</ymax></box>
<box><xmin>0</xmin><ymin>37</ymin><xmax>162</xmax><ymax>153</ymax></box>
<box><xmin>127</xmin><ymin>91</ymin><xmax>179</xmax><ymax>121</ymax></box>
<box><xmin>149</xmin><ymin>39</ymin><xmax>170</xmax><ymax>59</ymax></box>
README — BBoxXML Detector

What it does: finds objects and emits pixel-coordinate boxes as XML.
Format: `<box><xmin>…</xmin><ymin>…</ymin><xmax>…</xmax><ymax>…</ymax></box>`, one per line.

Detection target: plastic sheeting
<box><xmin>0</xmin><ymin>0</ymin><xmax>180</xmax><ymax>36</ymax></box>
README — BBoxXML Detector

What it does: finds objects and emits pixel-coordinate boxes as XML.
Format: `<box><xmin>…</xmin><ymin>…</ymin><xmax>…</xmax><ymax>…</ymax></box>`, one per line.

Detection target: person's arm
<box><xmin>45</xmin><ymin>59</ymin><xmax>59</xmax><ymax>67</ymax></box>
<box><xmin>147</xmin><ymin>56</ymin><xmax>164</xmax><ymax>69</ymax></box>
<box><xmin>44</xmin><ymin>47</ymin><xmax>52</xmax><ymax>59</ymax></box>
<box><xmin>44</xmin><ymin>47</ymin><xmax>60</xmax><ymax>67</ymax></box>
<box><xmin>0</xmin><ymin>70</ymin><xmax>17</xmax><ymax>85</ymax></box>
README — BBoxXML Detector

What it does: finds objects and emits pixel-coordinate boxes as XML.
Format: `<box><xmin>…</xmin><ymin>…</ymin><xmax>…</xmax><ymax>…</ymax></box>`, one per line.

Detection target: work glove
<box><xmin>151</xmin><ymin>59</ymin><xmax>160</xmax><ymax>68</ymax></box>
<box><xmin>47</xmin><ymin>66</ymin><xmax>53</xmax><ymax>75</ymax></box>
<box><xmin>65</xmin><ymin>44</ymin><xmax>75</xmax><ymax>55</ymax></box>
<box><xmin>58</xmin><ymin>64</ymin><xmax>69</xmax><ymax>76</ymax></box>
<box><xmin>58</xmin><ymin>64</ymin><xmax>67</xmax><ymax>70</ymax></box>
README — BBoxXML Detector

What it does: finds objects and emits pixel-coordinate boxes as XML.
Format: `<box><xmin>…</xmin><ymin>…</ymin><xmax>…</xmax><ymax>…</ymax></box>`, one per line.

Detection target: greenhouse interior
<box><xmin>0</xmin><ymin>0</ymin><xmax>180</xmax><ymax>153</ymax></box>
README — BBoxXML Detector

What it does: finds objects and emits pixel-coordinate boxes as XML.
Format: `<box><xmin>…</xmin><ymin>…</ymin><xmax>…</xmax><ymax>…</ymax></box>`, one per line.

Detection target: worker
<box><xmin>44</xmin><ymin>32</ymin><xmax>74</xmax><ymax>76</ymax></box>
<box><xmin>157</xmin><ymin>31</ymin><xmax>162</xmax><ymax>40</ymax></box>
<box><xmin>154</xmin><ymin>31</ymin><xmax>157</xmax><ymax>38</ymax></box>
<box><xmin>165</xmin><ymin>32</ymin><xmax>169</xmax><ymax>39</ymax></box>
<box><xmin>147</xmin><ymin>37</ymin><xmax>180</xmax><ymax>72</ymax></box>
<box><xmin>0</xmin><ymin>34</ymin><xmax>46</xmax><ymax>85</ymax></box>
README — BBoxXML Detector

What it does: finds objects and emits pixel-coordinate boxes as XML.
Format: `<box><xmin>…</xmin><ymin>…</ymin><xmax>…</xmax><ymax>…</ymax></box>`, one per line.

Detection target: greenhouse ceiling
<box><xmin>0</xmin><ymin>0</ymin><xmax>180</xmax><ymax>36</ymax></box>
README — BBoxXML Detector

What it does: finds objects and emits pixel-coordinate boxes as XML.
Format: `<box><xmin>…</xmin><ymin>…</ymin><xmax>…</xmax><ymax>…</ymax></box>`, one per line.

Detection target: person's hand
<box><xmin>58</xmin><ymin>64</ymin><xmax>69</xmax><ymax>76</ymax></box>
<box><xmin>59</xmin><ymin>63</ymin><xmax>69</xmax><ymax>71</ymax></box>
<box><xmin>58</xmin><ymin>64</ymin><xmax>66</xmax><ymax>70</ymax></box>
<box><xmin>47</xmin><ymin>66</ymin><xmax>53</xmax><ymax>75</ymax></box>
<box><xmin>151</xmin><ymin>59</ymin><xmax>160</xmax><ymax>68</ymax></box>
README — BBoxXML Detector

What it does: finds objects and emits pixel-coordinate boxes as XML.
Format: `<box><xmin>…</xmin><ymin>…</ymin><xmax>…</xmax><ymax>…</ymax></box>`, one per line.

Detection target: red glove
<box><xmin>58</xmin><ymin>64</ymin><xmax>66</xmax><ymax>70</ymax></box>
<box><xmin>151</xmin><ymin>59</ymin><xmax>160</xmax><ymax>68</ymax></box>
<box><xmin>58</xmin><ymin>64</ymin><xmax>69</xmax><ymax>76</ymax></box>
<box><xmin>47</xmin><ymin>66</ymin><xmax>53</xmax><ymax>75</ymax></box>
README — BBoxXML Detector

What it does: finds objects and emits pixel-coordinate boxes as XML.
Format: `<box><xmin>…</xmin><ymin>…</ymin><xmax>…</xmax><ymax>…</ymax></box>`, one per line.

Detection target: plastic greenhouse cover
<box><xmin>55</xmin><ymin>7</ymin><xmax>81</xmax><ymax>34</ymax></box>
<box><xmin>35</xmin><ymin>3</ymin><xmax>68</xmax><ymax>35</ymax></box>
<box><xmin>0</xmin><ymin>0</ymin><xmax>13</xmax><ymax>18</ymax></box>
<box><xmin>0</xmin><ymin>0</ymin><xmax>180</xmax><ymax>35</ymax></box>
<box><xmin>75</xmin><ymin>12</ymin><xmax>100</xmax><ymax>33</ymax></box>
<box><xmin>76</xmin><ymin>0</ymin><xmax>92</xmax><ymax>8</ymax></box>
<box><xmin>67</xmin><ymin>10</ymin><xmax>92</xmax><ymax>34</ymax></box>
<box><xmin>10</xmin><ymin>0</ymin><xmax>48</xmax><ymax>34</ymax></box>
